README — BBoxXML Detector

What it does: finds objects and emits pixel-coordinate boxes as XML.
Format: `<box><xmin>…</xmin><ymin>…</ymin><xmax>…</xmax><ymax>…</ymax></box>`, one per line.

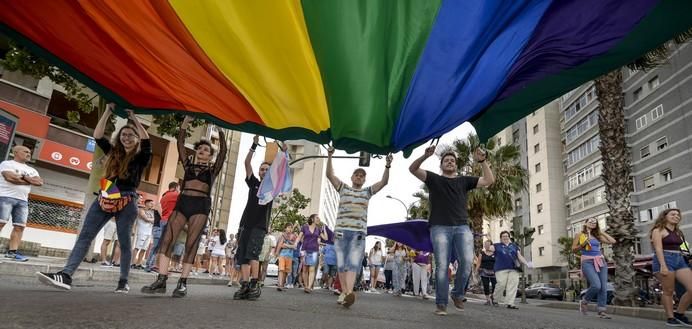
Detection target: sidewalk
<box><xmin>465</xmin><ymin>293</ymin><xmax>667</xmax><ymax>321</ymax></box>
<box><xmin>0</xmin><ymin>256</ymin><xmax>229</xmax><ymax>286</ymax></box>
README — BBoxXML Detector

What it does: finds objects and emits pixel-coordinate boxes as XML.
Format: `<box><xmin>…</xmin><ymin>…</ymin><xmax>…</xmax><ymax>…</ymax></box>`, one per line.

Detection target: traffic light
<box><xmin>358</xmin><ymin>151</ymin><xmax>370</xmax><ymax>167</ymax></box>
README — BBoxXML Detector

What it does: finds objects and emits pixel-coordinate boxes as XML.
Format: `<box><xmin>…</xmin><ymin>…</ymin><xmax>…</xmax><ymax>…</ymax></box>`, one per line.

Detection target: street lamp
<box><xmin>386</xmin><ymin>195</ymin><xmax>410</xmax><ymax>220</ymax></box>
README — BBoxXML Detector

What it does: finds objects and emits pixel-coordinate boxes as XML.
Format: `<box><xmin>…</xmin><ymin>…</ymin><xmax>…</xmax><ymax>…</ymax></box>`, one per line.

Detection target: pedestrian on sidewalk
<box><xmin>392</xmin><ymin>243</ymin><xmax>407</xmax><ymax>296</ymax></box>
<box><xmin>326</xmin><ymin>146</ymin><xmax>392</xmax><ymax>308</ymax></box>
<box><xmin>650</xmin><ymin>208</ymin><xmax>692</xmax><ymax>326</ymax></box>
<box><xmin>145</xmin><ymin>182</ymin><xmax>179</xmax><ymax>272</ymax></box>
<box><xmin>411</xmin><ymin>249</ymin><xmax>432</xmax><ymax>299</ymax></box>
<box><xmin>299</xmin><ymin>214</ymin><xmax>327</xmax><ymax>293</ymax></box>
<box><xmin>232</xmin><ymin>135</ymin><xmax>275</xmax><ymax>301</ymax></box>
<box><xmin>475</xmin><ymin>240</ymin><xmax>497</xmax><ymax>306</ymax></box>
<box><xmin>572</xmin><ymin>217</ymin><xmax>616</xmax><ymax>319</ymax></box>
<box><xmin>258</xmin><ymin>230</ymin><xmax>277</xmax><ymax>287</ymax></box>
<box><xmin>37</xmin><ymin>104</ymin><xmax>151</xmax><ymax>293</ymax></box>
<box><xmin>132</xmin><ymin>199</ymin><xmax>156</xmax><ymax>269</ymax></box>
<box><xmin>0</xmin><ymin>145</ymin><xmax>43</xmax><ymax>262</ymax></box>
<box><xmin>493</xmin><ymin>231</ymin><xmax>531</xmax><ymax>310</ymax></box>
<box><xmin>384</xmin><ymin>245</ymin><xmax>395</xmax><ymax>293</ymax></box>
<box><xmin>368</xmin><ymin>241</ymin><xmax>384</xmax><ymax>293</ymax></box>
<box><xmin>409</xmin><ymin>145</ymin><xmax>494</xmax><ymax>315</ymax></box>
<box><xmin>99</xmin><ymin>218</ymin><xmax>118</xmax><ymax>266</ymax></box>
<box><xmin>225</xmin><ymin>233</ymin><xmax>238</xmax><ymax>286</ymax></box>
<box><xmin>275</xmin><ymin>223</ymin><xmax>298</xmax><ymax>291</ymax></box>
<box><xmin>142</xmin><ymin>115</ymin><xmax>227</xmax><ymax>298</ymax></box>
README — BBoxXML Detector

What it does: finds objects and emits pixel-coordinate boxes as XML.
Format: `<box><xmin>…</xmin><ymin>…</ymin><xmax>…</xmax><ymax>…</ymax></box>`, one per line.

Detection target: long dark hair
<box><xmin>218</xmin><ymin>229</ymin><xmax>227</xmax><ymax>245</ymax></box>
<box><xmin>649</xmin><ymin>208</ymin><xmax>682</xmax><ymax>240</ymax></box>
<box><xmin>103</xmin><ymin>125</ymin><xmax>140</xmax><ymax>179</ymax></box>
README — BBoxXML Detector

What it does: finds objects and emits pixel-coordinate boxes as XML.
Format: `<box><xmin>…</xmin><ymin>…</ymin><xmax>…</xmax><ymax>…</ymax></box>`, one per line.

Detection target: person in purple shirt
<box><xmin>297</xmin><ymin>214</ymin><xmax>327</xmax><ymax>293</ymax></box>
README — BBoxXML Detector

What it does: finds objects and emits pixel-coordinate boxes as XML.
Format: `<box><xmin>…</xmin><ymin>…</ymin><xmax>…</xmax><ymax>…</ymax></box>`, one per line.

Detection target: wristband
<box><xmin>251</xmin><ymin>143</ymin><xmax>258</xmax><ymax>150</ymax></box>
<box><xmin>385</xmin><ymin>165</ymin><xmax>391</xmax><ymax>168</ymax></box>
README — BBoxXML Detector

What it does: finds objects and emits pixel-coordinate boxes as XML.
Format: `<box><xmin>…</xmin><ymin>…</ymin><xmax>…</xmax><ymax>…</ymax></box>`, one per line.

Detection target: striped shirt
<box><xmin>335</xmin><ymin>184</ymin><xmax>374</xmax><ymax>233</ymax></box>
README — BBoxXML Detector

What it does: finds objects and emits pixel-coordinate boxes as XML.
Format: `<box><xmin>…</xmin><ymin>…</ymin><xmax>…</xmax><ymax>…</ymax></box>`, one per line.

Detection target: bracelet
<box><xmin>251</xmin><ymin>143</ymin><xmax>258</xmax><ymax>150</ymax></box>
<box><xmin>249</xmin><ymin>148</ymin><xmax>255</xmax><ymax>152</ymax></box>
<box><xmin>385</xmin><ymin>165</ymin><xmax>391</xmax><ymax>168</ymax></box>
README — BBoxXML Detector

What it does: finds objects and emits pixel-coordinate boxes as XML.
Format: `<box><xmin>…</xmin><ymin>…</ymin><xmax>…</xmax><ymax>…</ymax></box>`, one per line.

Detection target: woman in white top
<box><xmin>193</xmin><ymin>234</ymin><xmax>207</xmax><ymax>274</ymax></box>
<box><xmin>208</xmin><ymin>229</ymin><xmax>227</xmax><ymax>276</ymax></box>
<box><xmin>368</xmin><ymin>241</ymin><xmax>384</xmax><ymax>292</ymax></box>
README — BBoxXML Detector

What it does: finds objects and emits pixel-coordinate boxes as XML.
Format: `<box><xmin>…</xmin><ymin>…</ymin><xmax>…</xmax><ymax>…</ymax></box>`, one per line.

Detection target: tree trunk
<box><xmin>469</xmin><ymin>206</ymin><xmax>484</xmax><ymax>254</ymax></box>
<box><xmin>594</xmin><ymin>70</ymin><xmax>638</xmax><ymax>307</ymax></box>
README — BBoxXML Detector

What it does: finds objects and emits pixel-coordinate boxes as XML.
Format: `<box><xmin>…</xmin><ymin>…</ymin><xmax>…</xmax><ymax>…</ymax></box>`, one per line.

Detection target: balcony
<box><xmin>0</xmin><ymin>79</ymin><xmax>49</xmax><ymax>115</ymax></box>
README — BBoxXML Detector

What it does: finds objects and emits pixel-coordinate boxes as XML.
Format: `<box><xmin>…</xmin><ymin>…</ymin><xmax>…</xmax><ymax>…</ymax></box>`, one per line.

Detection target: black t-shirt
<box><xmin>239</xmin><ymin>174</ymin><xmax>273</xmax><ymax>231</ymax></box>
<box><xmin>424</xmin><ymin>171</ymin><xmax>479</xmax><ymax>226</ymax></box>
<box><xmin>96</xmin><ymin>137</ymin><xmax>152</xmax><ymax>192</ymax></box>
<box><xmin>152</xmin><ymin>210</ymin><xmax>163</xmax><ymax>227</ymax></box>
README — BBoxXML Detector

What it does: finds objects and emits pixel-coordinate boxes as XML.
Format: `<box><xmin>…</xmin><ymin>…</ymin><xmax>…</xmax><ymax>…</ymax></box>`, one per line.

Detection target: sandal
<box><xmin>598</xmin><ymin>312</ymin><xmax>611</xmax><ymax>319</ymax></box>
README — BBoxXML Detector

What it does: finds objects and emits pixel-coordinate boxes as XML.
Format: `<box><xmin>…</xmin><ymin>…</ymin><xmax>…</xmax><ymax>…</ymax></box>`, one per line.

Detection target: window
<box><xmin>648</xmin><ymin>76</ymin><xmax>660</xmax><ymax>90</ymax></box>
<box><xmin>512</xmin><ymin>130</ymin><xmax>520</xmax><ymax>144</ymax></box>
<box><xmin>633</xmin><ymin>87</ymin><xmax>642</xmax><ymax>102</ymax></box>
<box><xmin>565</xmin><ymin>111</ymin><xmax>598</xmax><ymax>145</ymax></box>
<box><xmin>566</xmin><ymin>135</ymin><xmax>600</xmax><ymax>167</ymax></box>
<box><xmin>640</xmin><ymin>145</ymin><xmax>650</xmax><ymax>159</ymax></box>
<box><xmin>651</xmin><ymin>104</ymin><xmax>664</xmax><ymax>121</ymax></box>
<box><xmin>568</xmin><ymin>161</ymin><xmax>602</xmax><ymax>191</ymax></box>
<box><xmin>535</xmin><ymin>163</ymin><xmax>541</xmax><ymax>173</ymax></box>
<box><xmin>634</xmin><ymin>238</ymin><xmax>642</xmax><ymax>255</ymax></box>
<box><xmin>643</xmin><ymin>176</ymin><xmax>655</xmax><ymax>189</ymax></box>
<box><xmin>537</xmin><ymin>204</ymin><xmax>543</xmax><ymax>214</ymax></box>
<box><xmin>635</xmin><ymin>115</ymin><xmax>647</xmax><ymax>130</ymax></box>
<box><xmin>497</xmin><ymin>137</ymin><xmax>502</xmax><ymax>146</ymax></box>
<box><xmin>514</xmin><ymin>198</ymin><xmax>522</xmax><ymax>211</ymax></box>
<box><xmin>533</xmin><ymin>124</ymin><xmax>539</xmax><ymax>135</ymax></box>
<box><xmin>539</xmin><ymin>247</ymin><xmax>545</xmax><ymax>256</ymax></box>
<box><xmin>538</xmin><ymin>225</ymin><xmax>545</xmax><ymax>235</ymax></box>
<box><xmin>661</xmin><ymin>169</ymin><xmax>673</xmax><ymax>182</ymax></box>
<box><xmin>656</xmin><ymin>137</ymin><xmax>668</xmax><ymax>151</ymax></box>
<box><xmin>534</xmin><ymin>143</ymin><xmax>540</xmax><ymax>153</ymax></box>
<box><xmin>536</xmin><ymin>183</ymin><xmax>542</xmax><ymax>192</ymax></box>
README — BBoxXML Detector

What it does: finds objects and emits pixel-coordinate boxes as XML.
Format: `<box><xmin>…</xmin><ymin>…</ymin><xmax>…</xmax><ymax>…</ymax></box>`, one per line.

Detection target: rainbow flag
<box><xmin>1</xmin><ymin>1</ymin><xmax>690</xmax><ymax>153</ymax></box>
<box><xmin>257</xmin><ymin>150</ymin><xmax>293</xmax><ymax>206</ymax></box>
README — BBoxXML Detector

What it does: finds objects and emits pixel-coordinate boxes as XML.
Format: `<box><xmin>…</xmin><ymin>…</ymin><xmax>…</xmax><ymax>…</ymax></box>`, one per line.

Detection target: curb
<box><xmin>0</xmin><ymin>261</ymin><xmax>230</xmax><ymax>285</ymax></box>
<box><xmin>539</xmin><ymin>301</ymin><xmax>666</xmax><ymax>321</ymax></box>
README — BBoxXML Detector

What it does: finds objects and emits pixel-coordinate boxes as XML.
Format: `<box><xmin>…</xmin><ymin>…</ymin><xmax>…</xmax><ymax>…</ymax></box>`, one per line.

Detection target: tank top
<box><xmin>581</xmin><ymin>236</ymin><xmax>601</xmax><ymax>257</ymax></box>
<box><xmin>480</xmin><ymin>252</ymin><xmax>495</xmax><ymax>270</ymax></box>
<box><xmin>662</xmin><ymin>228</ymin><xmax>683</xmax><ymax>251</ymax></box>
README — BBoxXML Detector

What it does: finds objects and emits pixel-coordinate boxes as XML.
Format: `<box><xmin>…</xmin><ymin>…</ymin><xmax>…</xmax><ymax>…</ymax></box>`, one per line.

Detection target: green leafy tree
<box><xmin>270</xmin><ymin>189</ymin><xmax>311</xmax><ymax>232</ymax></box>
<box><xmin>558</xmin><ymin>236</ymin><xmax>580</xmax><ymax>270</ymax></box>
<box><xmin>409</xmin><ymin>185</ymin><xmax>430</xmax><ymax>220</ymax></box>
<box><xmin>593</xmin><ymin>29</ymin><xmax>691</xmax><ymax>306</ymax></box>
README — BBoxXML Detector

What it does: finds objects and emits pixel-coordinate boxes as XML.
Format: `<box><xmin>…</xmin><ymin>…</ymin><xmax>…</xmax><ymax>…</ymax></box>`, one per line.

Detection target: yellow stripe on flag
<box><xmin>169</xmin><ymin>0</ymin><xmax>329</xmax><ymax>132</ymax></box>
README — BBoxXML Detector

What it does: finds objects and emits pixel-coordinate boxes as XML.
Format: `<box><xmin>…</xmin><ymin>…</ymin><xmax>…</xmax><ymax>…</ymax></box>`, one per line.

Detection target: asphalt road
<box><xmin>0</xmin><ymin>275</ymin><xmax>666</xmax><ymax>329</ymax></box>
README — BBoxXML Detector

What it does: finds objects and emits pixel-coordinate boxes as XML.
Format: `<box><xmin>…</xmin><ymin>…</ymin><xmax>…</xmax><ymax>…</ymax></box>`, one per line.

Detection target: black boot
<box><xmin>172</xmin><ymin>278</ymin><xmax>187</xmax><ymax>298</ymax></box>
<box><xmin>141</xmin><ymin>274</ymin><xmax>167</xmax><ymax>294</ymax></box>
<box><xmin>233</xmin><ymin>281</ymin><xmax>249</xmax><ymax>300</ymax></box>
<box><xmin>247</xmin><ymin>279</ymin><xmax>261</xmax><ymax>300</ymax></box>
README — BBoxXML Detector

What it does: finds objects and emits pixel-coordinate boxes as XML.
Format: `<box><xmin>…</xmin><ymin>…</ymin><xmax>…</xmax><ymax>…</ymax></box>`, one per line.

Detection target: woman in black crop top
<box><xmin>474</xmin><ymin>240</ymin><xmax>497</xmax><ymax>305</ymax></box>
<box><xmin>37</xmin><ymin>103</ymin><xmax>151</xmax><ymax>293</ymax></box>
<box><xmin>143</xmin><ymin>115</ymin><xmax>227</xmax><ymax>298</ymax></box>
<box><xmin>650</xmin><ymin>208</ymin><xmax>692</xmax><ymax>326</ymax></box>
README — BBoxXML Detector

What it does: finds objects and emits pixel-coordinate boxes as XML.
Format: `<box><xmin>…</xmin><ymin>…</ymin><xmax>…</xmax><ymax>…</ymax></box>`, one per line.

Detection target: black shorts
<box><xmin>173</xmin><ymin>195</ymin><xmax>211</xmax><ymax>219</ymax></box>
<box><xmin>236</xmin><ymin>227</ymin><xmax>266</xmax><ymax>265</ymax></box>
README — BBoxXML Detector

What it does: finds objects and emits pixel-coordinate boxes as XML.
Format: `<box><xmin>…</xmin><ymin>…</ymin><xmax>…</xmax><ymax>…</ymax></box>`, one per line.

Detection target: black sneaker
<box><xmin>674</xmin><ymin>313</ymin><xmax>692</xmax><ymax>327</ymax></box>
<box><xmin>233</xmin><ymin>281</ymin><xmax>249</xmax><ymax>300</ymax></box>
<box><xmin>36</xmin><ymin>271</ymin><xmax>72</xmax><ymax>291</ymax></box>
<box><xmin>667</xmin><ymin>318</ymin><xmax>684</xmax><ymax>327</ymax></box>
<box><xmin>114</xmin><ymin>279</ymin><xmax>129</xmax><ymax>294</ymax></box>
<box><xmin>247</xmin><ymin>280</ymin><xmax>261</xmax><ymax>300</ymax></box>
<box><xmin>172</xmin><ymin>279</ymin><xmax>187</xmax><ymax>298</ymax></box>
<box><xmin>141</xmin><ymin>274</ymin><xmax>167</xmax><ymax>294</ymax></box>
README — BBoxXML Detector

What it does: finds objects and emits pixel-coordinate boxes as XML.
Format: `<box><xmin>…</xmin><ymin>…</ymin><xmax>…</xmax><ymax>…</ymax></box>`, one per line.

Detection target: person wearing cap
<box><xmin>326</xmin><ymin>147</ymin><xmax>392</xmax><ymax>308</ymax></box>
<box><xmin>409</xmin><ymin>145</ymin><xmax>494</xmax><ymax>316</ymax></box>
<box><xmin>572</xmin><ymin>217</ymin><xmax>616</xmax><ymax>319</ymax></box>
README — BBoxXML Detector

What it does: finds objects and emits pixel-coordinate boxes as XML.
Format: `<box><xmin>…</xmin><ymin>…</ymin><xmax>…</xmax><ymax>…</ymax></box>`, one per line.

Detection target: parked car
<box><xmin>579</xmin><ymin>283</ymin><xmax>615</xmax><ymax>305</ymax></box>
<box><xmin>525</xmin><ymin>283</ymin><xmax>563</xmax><ymax>300</ymax></box>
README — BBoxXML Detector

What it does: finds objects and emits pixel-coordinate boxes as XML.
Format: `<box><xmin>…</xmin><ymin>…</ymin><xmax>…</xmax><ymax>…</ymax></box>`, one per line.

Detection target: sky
<box><xmin>226</xmin><ymin>123</ymin><xmax>476</xmax><ymax>249</ymax></box>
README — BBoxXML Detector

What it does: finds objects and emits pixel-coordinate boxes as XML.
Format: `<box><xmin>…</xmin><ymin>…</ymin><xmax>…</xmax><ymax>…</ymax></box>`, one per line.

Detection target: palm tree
<box><xmin>447</xmin><ymin>134</ymin><xmax>529</xmax><ymax>252</ymax></box>
<box><xmin>409</xmin><ymin>185</ymin><xmax>430</xmax><ymax>220</ymax></box>
<box><xmin>594</xmin><ymin>30</ymin><xmax>691</xmax><ymax>306</ymax></box>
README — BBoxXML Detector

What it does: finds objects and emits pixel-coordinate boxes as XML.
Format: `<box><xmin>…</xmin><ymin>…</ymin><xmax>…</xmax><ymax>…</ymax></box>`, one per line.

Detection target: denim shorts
<box><xmin>334</xmin><ymin>230</ymin><xmax>365</xmax><ymax>273</ymax></box>
<box><xmin>304</xmin><ymin>251</ymin><xmax>319</xmax><ymax>266</ymax></box>
<box><xmin>653</xmin><ymin>251</ymin><xmax>688</xmax><ymax>272</ymax></box>
<box><xmin>0</xmin><ymin>197</ymin><xmax>29</xmax><ymax>227</ymax></box>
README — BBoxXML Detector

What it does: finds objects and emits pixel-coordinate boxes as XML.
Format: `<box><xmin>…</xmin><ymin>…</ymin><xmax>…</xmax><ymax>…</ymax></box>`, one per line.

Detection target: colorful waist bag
<box><xmin>98</xmin><ymin>178</ymin><xmax>132</xmax><ymax>213</ymax></box>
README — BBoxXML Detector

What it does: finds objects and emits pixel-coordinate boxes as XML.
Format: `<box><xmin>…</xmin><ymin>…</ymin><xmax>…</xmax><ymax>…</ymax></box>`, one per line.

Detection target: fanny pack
<box><xmin>98</xmin><ymin>194</ymin><xmax>132</xmax><ymax>213</ymax></box>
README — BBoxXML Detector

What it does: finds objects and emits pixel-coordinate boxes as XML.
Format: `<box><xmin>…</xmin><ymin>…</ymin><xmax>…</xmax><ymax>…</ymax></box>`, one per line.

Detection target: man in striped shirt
<box><xmin>326</xmin><ymin>147</ymin><xmax>392</xmax><ymax>308</ymax></box>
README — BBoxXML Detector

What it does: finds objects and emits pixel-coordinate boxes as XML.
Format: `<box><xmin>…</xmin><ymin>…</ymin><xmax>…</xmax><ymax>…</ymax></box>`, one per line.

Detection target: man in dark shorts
<box><xmin>233</xmin><ymin>135</ymin><xmax>274</xmax><ymax>300</ymax></box>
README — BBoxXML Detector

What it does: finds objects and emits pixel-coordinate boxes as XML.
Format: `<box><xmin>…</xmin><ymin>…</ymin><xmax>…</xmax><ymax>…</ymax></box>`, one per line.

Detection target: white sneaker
<box><xmin>337</xmin><ymin>292</ymin><xmax>346</xmax><ymax>304</ymax></box>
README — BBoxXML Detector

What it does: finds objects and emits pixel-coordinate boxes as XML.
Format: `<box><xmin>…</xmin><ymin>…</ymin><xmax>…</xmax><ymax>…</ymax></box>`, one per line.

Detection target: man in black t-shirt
<box><xmin>409</xmin><ymin>145</ymin><xmax>494</xmax><ymax>315</ymax></box>
<box><xmin>233</xmin><ymin>135</ymin><xmax>274</xmax><ymax>301</ymax></box>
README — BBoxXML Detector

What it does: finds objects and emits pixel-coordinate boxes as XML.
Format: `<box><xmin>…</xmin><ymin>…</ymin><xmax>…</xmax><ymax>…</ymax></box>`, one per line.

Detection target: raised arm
<box><xmin>245</xmin><ymin>135</ymin><xmax>259</xmax><ymax>179</ymax></box>
<box><xmin>213</xmin><ymin>128</ymin><xmax>227</xmax><ymax>176</ymax></box>
<box><xmin>93</xmin><ymin>103</ymin><xmax>114</xmax><ymax>139</ymax></box>
<box><xmin>126</xmin><ymin>109</ymin><xmax>149</xmax><ymax>140</ymax></box>
<box><xmin>177</xmin><ymin>115</ymin><xmax>193</xmax><ymax>164</ymax></box>
<box><xmin>409</xmin><ymin>145</ymin><xmax>435</xmax><ymax>182</ymax></box>
<box><xmin>326</xmin><ymin>147</ymin><xmax>343</xmax><ymax>190</ymax></box>
<box><xmin>371</xmin><ymin>154</ymin><xmax>393</xmax><ymax>194</ymax></box>
<box><xmin>474</xmin><ymin>148</ymin><xmax>495</xmax><ymax>188</ymax></box>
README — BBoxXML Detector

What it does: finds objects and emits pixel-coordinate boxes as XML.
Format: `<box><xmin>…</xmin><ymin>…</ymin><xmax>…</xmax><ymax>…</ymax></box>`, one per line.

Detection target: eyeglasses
<box><xmin>121</xmin><ymin>133</ymin><xmax>138</xmax><ymax>138</ymax></box>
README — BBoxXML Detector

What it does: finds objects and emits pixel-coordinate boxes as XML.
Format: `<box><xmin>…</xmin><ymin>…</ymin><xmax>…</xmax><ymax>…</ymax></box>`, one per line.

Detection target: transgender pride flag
<box><xmin>257</xmin><ymin>150</ymin><xmax>293</xmax><ymax>205</ymax></box>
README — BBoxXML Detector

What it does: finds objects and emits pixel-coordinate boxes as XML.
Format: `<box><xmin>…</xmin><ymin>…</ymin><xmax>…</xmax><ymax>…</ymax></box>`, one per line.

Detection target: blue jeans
<box><xmin>581</xmin><ymin>259</ymin><xmax>608</xmax><ymax>310</ymax></box>
<box><xmin>334</xmin><ymin>230</ymin><xmax>365</xmax><ymax>273</ymax></box>
<box><xmin>288</xmin><ymin>255</ymin><xmax>300</xmax><ymax>285</ymax></box>
<box><xmin>0</xmin><ymin>196</ymin><xmax>29</xmax><ymax>226</ymax></box>
<box><xmin>430</xmin><ymin>224</ymin><xmax>474</xmax><ymax>306</ymax></box>
<box><xmin>145</xmin><ymin>223</ymin><xmax>166</xmax><ymax>269</ymax></box>
<box><xmin>63</xmin><ymin>197</ymin><xmax>138</xmax><ymax>281</ymax></box>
